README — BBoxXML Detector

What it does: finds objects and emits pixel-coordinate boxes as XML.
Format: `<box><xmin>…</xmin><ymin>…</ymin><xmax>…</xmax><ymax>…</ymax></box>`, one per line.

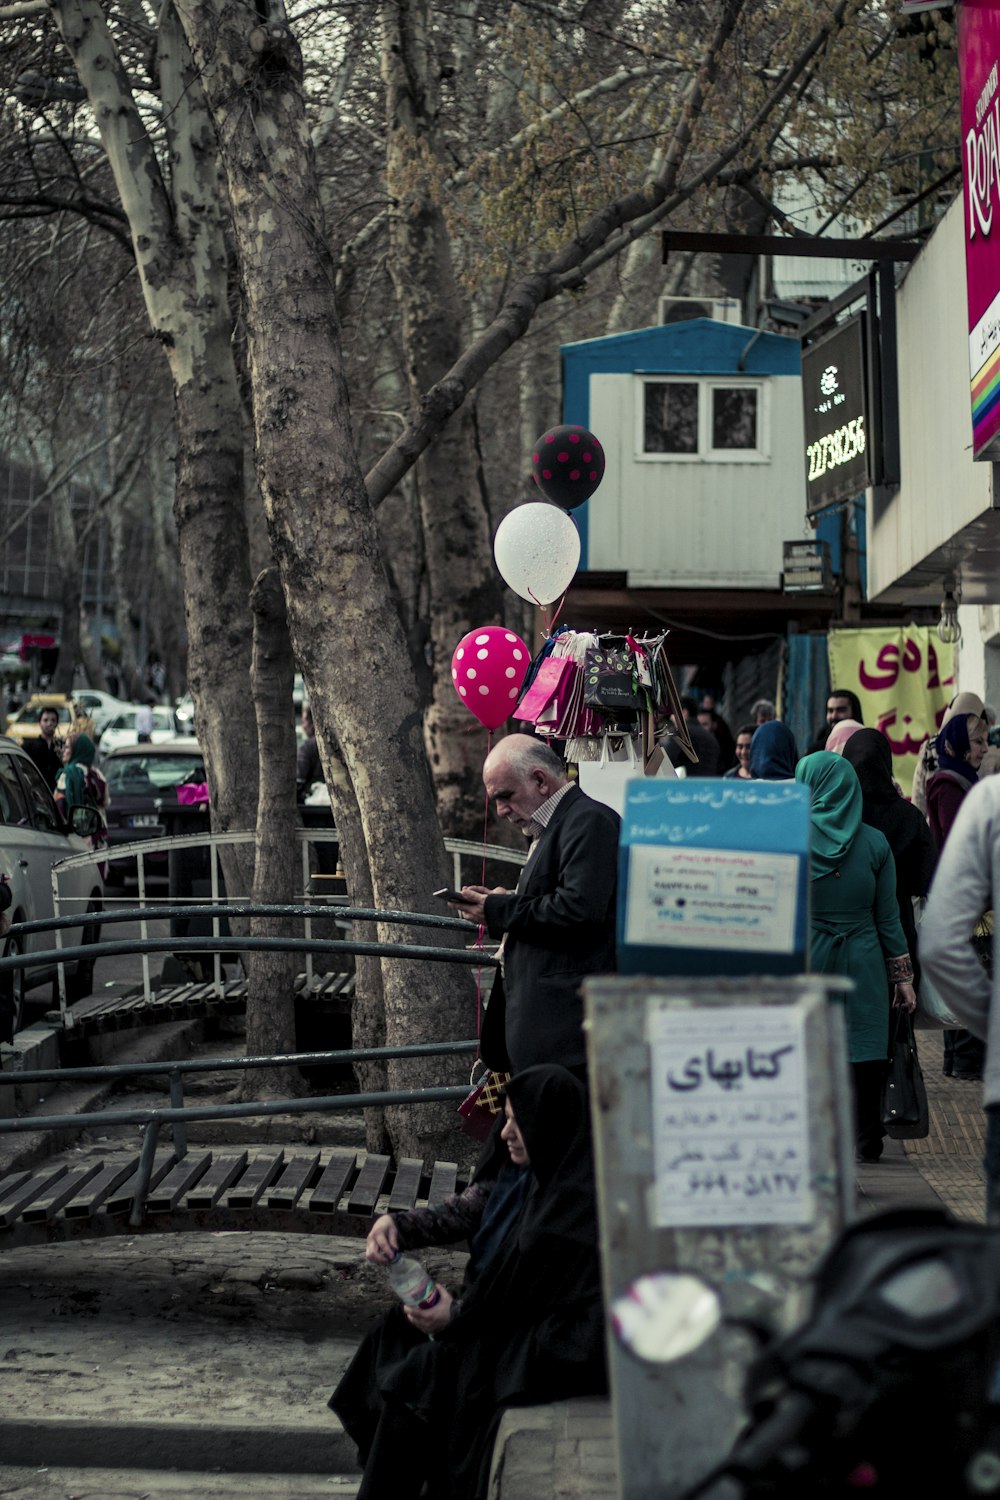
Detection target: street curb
<box><xmin>0</xmin><ymin>1415</ymin><xmax>358</xmax><ymax>1475</ymax></box>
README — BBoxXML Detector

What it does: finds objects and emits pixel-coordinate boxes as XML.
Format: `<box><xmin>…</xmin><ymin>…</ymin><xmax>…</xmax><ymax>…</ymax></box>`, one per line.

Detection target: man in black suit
<box><xmin>23</xmin><ymin>707</ymin><xmax>63</xmax><ymax>790</ymax></box>
<box><xmin>454</xmin><ymin>735</ymin><xmax>620</xmax><ymax>1075</ymax></box>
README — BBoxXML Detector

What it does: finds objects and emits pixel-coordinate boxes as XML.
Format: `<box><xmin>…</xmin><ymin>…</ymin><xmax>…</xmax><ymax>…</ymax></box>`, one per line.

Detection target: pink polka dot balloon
<box><xmin>531</xmin><ymin>424</ymin><xmax>605</xmax><ymax>509</ymax></box>
<box><xmin>451</xmin><ymin>626</ymin><xmax>531</xmax><ymax>731</ymax></box>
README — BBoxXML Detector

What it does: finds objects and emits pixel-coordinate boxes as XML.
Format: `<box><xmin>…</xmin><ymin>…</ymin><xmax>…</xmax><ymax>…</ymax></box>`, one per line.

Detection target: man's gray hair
<box><xmin>500</xmin><ymin>737</ymin><xmax>567</xmax><ymax>781</ymax></box>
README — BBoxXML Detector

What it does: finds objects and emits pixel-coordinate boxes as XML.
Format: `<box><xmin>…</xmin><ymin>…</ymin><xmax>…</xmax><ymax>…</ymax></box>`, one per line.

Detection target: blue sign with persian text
<box><xmin>618</xmin><ymin>780</ymin><xmax>811</xmax><ymax>976</ymax></box>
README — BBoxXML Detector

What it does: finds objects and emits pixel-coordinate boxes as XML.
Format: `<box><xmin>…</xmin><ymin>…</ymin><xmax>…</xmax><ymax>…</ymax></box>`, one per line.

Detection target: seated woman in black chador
<box><xmin>329</xmin><ymin>1065</ymin><xmax>607</xmax><ymax>1500</ymax></box>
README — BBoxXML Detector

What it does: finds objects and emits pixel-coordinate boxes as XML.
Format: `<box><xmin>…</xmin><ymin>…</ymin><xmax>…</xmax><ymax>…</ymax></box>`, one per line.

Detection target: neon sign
<box><xmin>801</xmin><ymin>315</ymin><xmax>869</xmax><ymax>511</ymax></box>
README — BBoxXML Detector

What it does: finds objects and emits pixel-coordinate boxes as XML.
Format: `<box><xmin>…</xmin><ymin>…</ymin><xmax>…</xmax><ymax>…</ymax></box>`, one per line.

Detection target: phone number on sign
<box><xmin>806</xmin><ymin>415</ymin><xmax>866</xmax><ymax>482</ymax></box>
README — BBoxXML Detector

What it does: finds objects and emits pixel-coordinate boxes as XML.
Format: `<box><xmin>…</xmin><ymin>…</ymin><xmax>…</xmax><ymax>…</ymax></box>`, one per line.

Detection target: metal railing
<box><xmin>1</xmin><ymin>902</ymin><xmax>500</xmax><ymax>1036</ymax></box>
<box><xmin>0</xmin><ymin>1038</ymin><xmax>480</xmax><ymax>1227</ymax></box>
<box><xmin>41</xmin><ymin>827</ymin><xmax>523</xmax><ymax>1022</ymax></box>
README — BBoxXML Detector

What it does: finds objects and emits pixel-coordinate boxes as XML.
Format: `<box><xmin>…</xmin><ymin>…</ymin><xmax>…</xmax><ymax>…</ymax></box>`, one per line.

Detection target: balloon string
<box><xmin>547</xmin><ymin>589</ymin><xmax>568</xmax><ymax>632</ymax></box>
<box><xmin>474</xmin><ymin>728</ymin><xmax>492</xmax><ymax>1035</ymax></box>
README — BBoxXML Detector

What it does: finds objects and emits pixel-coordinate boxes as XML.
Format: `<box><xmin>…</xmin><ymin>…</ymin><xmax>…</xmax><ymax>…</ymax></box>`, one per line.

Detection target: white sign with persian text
<box><xmin>625</xmin><ymin>846</ymin><xmax>798</xmax><ymax>954</ymax></box>
<box><xmin>648</xmin><ymin>1003</ymin><xmax>812</xmax><ymax>1227</ymax></box>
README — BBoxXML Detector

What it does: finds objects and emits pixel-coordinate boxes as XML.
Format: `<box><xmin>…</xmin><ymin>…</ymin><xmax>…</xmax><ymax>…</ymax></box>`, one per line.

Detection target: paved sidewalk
<box><xmin>857</xmin><ymin>1027</ymin><xmax>989</xmax><ymax>1223</ymax></box>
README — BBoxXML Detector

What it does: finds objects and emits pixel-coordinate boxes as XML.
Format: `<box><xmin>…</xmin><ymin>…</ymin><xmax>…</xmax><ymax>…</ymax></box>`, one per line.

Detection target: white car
<box><xmin>97</xmin><ymin>705</ymin><xmax>179</xmax><ymax>756</ymax></box>
<box><xmin>0</xmin><ymin>735</ymin><xmax>104</xmax><ymax>1031</ymax></box>
<box><xmin>72</xmin><ymin>689</ymin><xmax>134</xmax><ymax>737</ymax></box>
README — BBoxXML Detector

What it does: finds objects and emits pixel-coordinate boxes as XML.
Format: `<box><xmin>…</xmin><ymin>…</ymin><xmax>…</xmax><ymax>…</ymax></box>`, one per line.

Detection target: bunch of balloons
<box><xmin>452</xmin><ymin>421</ymin><xmax>605</xmax><ymax>729</ymax></box>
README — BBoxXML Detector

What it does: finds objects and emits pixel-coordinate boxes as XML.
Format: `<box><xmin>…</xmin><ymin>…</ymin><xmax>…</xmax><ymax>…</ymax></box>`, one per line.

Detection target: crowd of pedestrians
<box><xmin>669</xmin><ymin>687</ymin><xmax>1000</xmax><ymax>1169</ymax></box>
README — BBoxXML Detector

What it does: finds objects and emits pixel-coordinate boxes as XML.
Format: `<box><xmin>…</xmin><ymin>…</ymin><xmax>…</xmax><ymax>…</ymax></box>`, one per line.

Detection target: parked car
<box><xmin>96</xmin><ymin>705</ymin><xmax>178</xmax><ymax>756</ymax></box>
<box><xmin>175</xmin><ymin>674</ymin><xmax>306</xmax><ymax>730</ymax></box>
<box><xmin>4</xmin><ymin>693</ymin><xmax>80</xmax><ymax>745</ymax></box>
<box><xmin>71</xmin><ymin>689</ymin><xmax>133</xmax><ymax>739</ymax></box>
<box><xmin>101</xmin><ymin>740</ymin><xmax>206</xmax><ymax>885</ymax></box>
<box><xmin>0</xmin><ymin>735</ymin><xmax>104</xmax><ymax>1031</ymax></box>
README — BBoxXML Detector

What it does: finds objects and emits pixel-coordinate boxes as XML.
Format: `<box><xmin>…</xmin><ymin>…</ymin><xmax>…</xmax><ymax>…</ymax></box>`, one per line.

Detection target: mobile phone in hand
<box><xmin>433</xmin><ymin>887</ymin><xmax>467</xmax><ymax>903</ymax></box>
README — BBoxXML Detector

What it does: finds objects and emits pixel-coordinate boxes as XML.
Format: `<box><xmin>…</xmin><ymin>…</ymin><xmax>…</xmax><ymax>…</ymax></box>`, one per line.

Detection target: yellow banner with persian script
<box><xmin>827</xmin><ymin>627</ymin><xmax>956</xmax><ymax>790</ymax></box>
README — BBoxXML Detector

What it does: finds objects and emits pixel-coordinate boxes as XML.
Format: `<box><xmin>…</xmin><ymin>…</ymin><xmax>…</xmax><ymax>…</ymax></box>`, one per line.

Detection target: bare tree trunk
<box><xmin>108</xmin><ymin>493</ymin><xmax>146</xmax><ymax>700</ymax></box>
<box><xmin>321</xmin><ymin>734</ymin><xmax>390</xmax><ymax>1155</ymax></box>
<box><xmin>78</xmin><ymin>611</ymin><xmax>107</xmax><ymax>691</ymax></box>
<box><xmin>147</xmin><ymin>438</ymin><xmax>187</xmax><ymax>700</ymax></box>
<box><xmin>49</xmin><ymin>483</ymin><xmax>82</xmax><ymax>694</ymax></box>
<box><xmin>48</xmin><ymin>0</ymin><xmax>260</xmax><ymax>908</ymax></box>
<box><xmin>380</xmin><ymin>0</ymin><xmax>502</xmax><ymax>839</ymax></box>
<box><xmin>235</xmin><ymin>566</ymin><xmax>301</xmax><ymax>1100</ymax></box>
<box><xmin>177</xmin><ymin>0</ymin><xmax>471</xmax><ymax>1163</ymax></box>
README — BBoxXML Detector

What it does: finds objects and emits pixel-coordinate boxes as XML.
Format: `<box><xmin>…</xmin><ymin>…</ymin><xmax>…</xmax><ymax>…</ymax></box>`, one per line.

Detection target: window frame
<box><xmin>14</xmin><ymin>753</ymin><xmax>64</xmax><ymax>833</ymax></box>
<box><xmin>636</xmin><ymin>375</ymin><xmax>769</xmax><ymax>464</ymax></box>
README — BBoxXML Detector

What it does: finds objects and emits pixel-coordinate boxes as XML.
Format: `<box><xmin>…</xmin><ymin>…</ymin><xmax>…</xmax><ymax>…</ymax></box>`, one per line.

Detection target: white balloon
<box><xmin>493</xmin><ymin>503</ymin><xmax>581</xmax><ymax>605</ymax></box>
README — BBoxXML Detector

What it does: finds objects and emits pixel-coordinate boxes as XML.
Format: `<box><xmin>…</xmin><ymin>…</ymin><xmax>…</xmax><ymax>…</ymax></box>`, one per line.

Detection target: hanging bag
<box><xmin>881</xmin><ymin>1009</ymin><xmax>929</xmax><ymax>1140</ymax></box>
<box><xmin>583</xmin><ymin>642</ymin><xmax>643</xmax><ymax>711</ymax></box>
<box><xmin>577</xmin><ymin>733</ymin><xmax>643</xmax><ymax>817</ymax></box>
<box><xmin>515</xmin><ymin>656</ymin><xmax>577</xmax><ymax>726</ymax></box>
<box><xmin>458</xmin><ymin>1058</ymin><xmax>511</xmax><ymax>1143</ymax></box>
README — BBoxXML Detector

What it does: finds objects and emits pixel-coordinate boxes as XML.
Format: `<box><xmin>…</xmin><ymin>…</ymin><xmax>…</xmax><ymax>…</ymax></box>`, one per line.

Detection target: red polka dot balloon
<box><xmin>531</xmin><ymin>424</ymin><xmax>605</xmax><ymax>509</ymax></box>
<box><xmin>451</xmin><ymin>626</ymin><xmax>531</xmax><ymax>731</ymax></box>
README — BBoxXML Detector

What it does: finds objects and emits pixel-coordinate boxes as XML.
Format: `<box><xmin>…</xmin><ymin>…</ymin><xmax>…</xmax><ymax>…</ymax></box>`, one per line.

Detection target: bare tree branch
<box><xmin>0</xmin><ymin>0</ymin><xmax>47</xmax><ymax>17</ymax></box>
<box><xmin>364</xmin><ymin>0</ymin><xmax>758</xmax><ymax>501</ymax></box>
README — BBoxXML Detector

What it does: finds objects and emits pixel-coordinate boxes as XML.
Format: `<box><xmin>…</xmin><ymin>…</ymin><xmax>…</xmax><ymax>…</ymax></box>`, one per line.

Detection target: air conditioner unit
<box><xmin>657</xmin><ymin>295</ymin><xmax>743</xmax><ymax>327</ymax></box>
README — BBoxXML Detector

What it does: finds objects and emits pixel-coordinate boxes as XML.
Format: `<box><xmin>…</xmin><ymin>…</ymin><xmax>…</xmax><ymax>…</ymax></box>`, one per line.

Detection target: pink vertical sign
<box><xmin>961</xmin><ymin>0</ymin><xmax>1000</xmax><ymax>458</ymax></box>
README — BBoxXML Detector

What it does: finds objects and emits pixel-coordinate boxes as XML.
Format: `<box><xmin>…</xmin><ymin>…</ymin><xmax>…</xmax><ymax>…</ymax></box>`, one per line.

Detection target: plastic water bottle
<box><xmin>386</xmin><ymin>1251</ymin><xmax>441</xmax><ymax>1309</ymax></box>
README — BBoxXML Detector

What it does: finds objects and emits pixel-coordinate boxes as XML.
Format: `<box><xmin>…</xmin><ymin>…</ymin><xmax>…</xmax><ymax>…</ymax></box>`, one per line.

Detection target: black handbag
<box><xmin>881</xmin><ymin>1009</ymin><xmax>930</xmax><ymax>1140</ymax></box>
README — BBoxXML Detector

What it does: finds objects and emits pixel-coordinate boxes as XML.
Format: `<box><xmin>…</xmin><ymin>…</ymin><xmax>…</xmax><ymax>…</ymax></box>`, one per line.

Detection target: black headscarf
<box><xmin>749</xmin><ymin>719</ymin><xmax>798</xmax><ymax>780</ymax></box>
<box><xmin>472</xmin><ymin>1064</ymin><xmax>596</xmax><ymax>1253</ymax></box>
<box><xmin>935</xmin><ymin>712</ymin><xmax>980</xmax><ymax>787</ymax></box>
<box><xmin>508</xmin><ymin>1066</ymin><xmax>595</xmax><ymax>1249</ymax></box>
<box><xmin>842</xmin><ymin>728</ymin><xmax>896</xmax><ymax>807</ymax></box>
<box><xmin>842</xmin><ymin>728</ymin><xmax>937</xmax><ymax>970</ymax></box>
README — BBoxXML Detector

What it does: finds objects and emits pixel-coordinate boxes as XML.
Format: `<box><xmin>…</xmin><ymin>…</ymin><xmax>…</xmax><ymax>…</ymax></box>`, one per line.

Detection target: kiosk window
<box><xmin>643</xmin><ymin>383</ymin><xmax>698</xmax><ymax>453</ymax></box>
<box><xmin>640</xmin><ymin>378</ymin><xmax>765</xmax><ymax>461</ymax></box>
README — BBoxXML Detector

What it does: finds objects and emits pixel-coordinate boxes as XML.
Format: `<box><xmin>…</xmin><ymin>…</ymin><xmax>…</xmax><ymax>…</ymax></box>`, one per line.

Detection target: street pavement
<box><xmin>856</xmin><ymin>1026</ymin><xmax>988</xmax><ymax>1223</ymax></box>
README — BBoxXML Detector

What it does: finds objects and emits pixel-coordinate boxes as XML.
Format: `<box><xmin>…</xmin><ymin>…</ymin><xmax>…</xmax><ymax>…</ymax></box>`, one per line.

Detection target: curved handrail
<box><xmin>8</xmin><ymin>903</ymin><xmax>478</xmax><ymax>937</ymax></box>
<box><xmin>42</xmin><ymin>826</ymin><xmax>521</xmax><ymax>1019</ymax></box>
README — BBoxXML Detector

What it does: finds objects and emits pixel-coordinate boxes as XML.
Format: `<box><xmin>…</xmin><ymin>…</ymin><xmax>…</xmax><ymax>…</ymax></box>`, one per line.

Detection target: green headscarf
<box><xmin>795</xmin><ymin>750</ymin><xmax>863</xmax><ymax>880</ymax></box>
<box><xmin>62</xmin><ymin>733</ymin><xmax>96</xmax><ymax>808</ymax></box>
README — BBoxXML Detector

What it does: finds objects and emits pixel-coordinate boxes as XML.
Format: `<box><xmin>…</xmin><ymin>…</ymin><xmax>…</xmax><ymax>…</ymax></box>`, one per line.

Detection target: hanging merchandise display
<box><xmin>514</xmin><ymin>628</ymin><xmax>696</xmax><ymax>771</ymax></box>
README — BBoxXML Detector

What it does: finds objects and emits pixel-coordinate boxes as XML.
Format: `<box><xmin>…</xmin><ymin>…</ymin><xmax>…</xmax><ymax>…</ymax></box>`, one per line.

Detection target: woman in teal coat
<box><xmin>796</xmin><ymin>752</ymin><xmax>917</xmax><ymax>1162</ymax></box>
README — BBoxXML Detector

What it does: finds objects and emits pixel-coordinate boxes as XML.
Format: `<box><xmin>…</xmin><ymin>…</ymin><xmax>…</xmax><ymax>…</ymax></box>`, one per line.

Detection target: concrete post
<box><xmin>584</xmin><ymin>974</ymin><xmax>854</xmax><ymax>1500</ymax></box>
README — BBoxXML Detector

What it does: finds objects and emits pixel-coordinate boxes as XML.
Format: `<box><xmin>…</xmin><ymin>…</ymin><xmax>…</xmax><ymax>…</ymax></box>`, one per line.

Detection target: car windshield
<box><xmin>9</xmin><ymin>703</ymin><xmax>72</xmax><ymax>724</ymax></box>
<box><xmin>105</xmin><ymin>754</ymin><xmax>205</xmax><ymax>794</ymax></box>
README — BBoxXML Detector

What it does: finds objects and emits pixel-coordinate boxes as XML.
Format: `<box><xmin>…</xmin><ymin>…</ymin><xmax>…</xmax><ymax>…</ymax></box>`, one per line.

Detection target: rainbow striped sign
<box><xmin>961</xmin><ymin>0</ymin><xmax>1000</xmax><ymax>457</ymax></box>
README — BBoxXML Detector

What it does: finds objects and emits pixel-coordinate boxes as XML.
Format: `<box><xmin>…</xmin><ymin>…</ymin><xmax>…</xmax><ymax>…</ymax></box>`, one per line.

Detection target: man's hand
<box><xmin>403</xmin><ymin>1285</ymin><xmax>453</xmax><ymax>1334</ymax></box>
<box><xmin>450</xmin><ymin>884</ymin><xmax>510</xmax><ymax>927</ymax></box>
<box><xmin>365</xmin><ymin>1213</ymin><xmax>399</xmax><ymax>1264</ymax></box>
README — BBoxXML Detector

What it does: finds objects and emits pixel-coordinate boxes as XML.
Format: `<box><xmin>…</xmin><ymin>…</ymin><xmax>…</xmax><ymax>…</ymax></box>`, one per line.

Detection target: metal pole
<box><xmin>168</xmin><ymin>1070</ymin><xmax>187</xmax><ymax>1159</ymax></box>
<box><xmin>129</xmin><ymin>1119</ymin><xmax>163</xmax><ymax>1227</ymax></box>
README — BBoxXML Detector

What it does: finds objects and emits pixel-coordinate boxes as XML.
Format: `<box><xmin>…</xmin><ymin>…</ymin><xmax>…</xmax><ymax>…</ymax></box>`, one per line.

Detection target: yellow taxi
<box><xmin>4</xmin><ymin>694</ymin><xmax>83</xmax><ymax>746</ymax></box>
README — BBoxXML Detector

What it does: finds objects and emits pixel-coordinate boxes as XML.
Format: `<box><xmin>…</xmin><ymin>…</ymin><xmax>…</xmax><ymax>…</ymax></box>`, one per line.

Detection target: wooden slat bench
<box><xmin>0</xmin><ymin>1147</ymin><xmax>465</xmax><ymax>1252</ymax></box>
<box><xmin>47</xmin><ymin>965</ymin><xmax>357</xmax><ymax>1038</ymax></box>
